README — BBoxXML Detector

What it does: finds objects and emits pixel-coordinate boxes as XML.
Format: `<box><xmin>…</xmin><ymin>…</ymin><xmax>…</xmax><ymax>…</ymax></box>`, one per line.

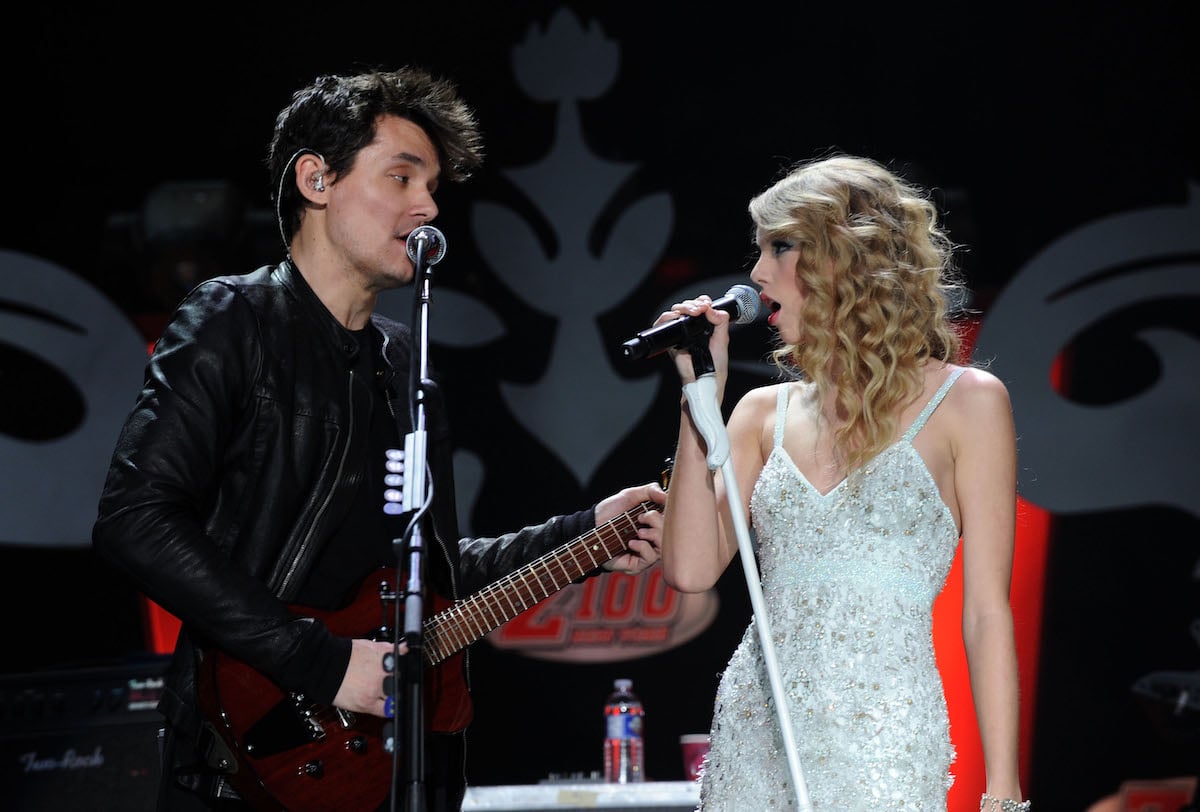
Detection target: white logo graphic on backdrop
<box><xmin>974</xmin><ymin>187</ymin><xmax>1200</xmax><ymax>517</ymax></box>
<box><xmin>378</xmin><ymin>8</ymin><xmax>672</xmax><ymax>488</ymax></box>
<box><xmin>0</xmin><ymin>251</ymin><xmax>147</xmax><ymax>546</ymax></box>
<box><xmin>377</xmin><ymin>9</ymin><xmax>754</xmax><ymax>523</ymax></box>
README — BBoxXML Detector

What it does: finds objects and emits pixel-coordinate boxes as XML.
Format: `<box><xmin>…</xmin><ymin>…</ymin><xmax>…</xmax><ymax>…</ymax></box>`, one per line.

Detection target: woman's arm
<box><xmin>660</xmin><ymin>375</ymin><xmax>773</xmax><ymax>594</ymax></box>
<box><xmin>954</xmin><ymin>368</ymin><xmax>1025</xmax><ymax>803</ymax></box>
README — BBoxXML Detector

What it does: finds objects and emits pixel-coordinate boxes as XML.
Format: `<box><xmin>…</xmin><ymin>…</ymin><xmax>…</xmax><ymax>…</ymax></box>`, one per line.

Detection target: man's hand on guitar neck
<box><xmin>328</xmin><ymin>480</ymin><xmax>664</xmax><ymax>720</ymax></box>
<box><xmin>333</xmin><ymin>638</ymin><xmax>406</xmax><ymax>718</ymax></box>
<box><xmin>595</xmin><ymin>481</ymin><xmax>667</xmax><ymax>576</ymax></box>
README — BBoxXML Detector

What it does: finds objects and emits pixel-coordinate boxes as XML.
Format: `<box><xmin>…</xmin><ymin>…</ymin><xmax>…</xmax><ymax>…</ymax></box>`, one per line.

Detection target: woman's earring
<box><xmin>313</xmin><ymin>173</ymin><xmax>325</xmax><ymax>192</ymax></box>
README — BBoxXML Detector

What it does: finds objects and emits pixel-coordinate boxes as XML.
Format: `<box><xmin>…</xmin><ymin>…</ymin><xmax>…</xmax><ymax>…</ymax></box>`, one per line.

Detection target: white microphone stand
<box><xmin>681</xmin><ymin>344</ymin><xmax>812</xmax><ymax>812</ymax></box>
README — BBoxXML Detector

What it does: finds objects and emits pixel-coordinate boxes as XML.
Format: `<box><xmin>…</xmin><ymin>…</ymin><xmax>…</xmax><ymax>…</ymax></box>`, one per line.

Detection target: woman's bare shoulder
<box><xmin>951</xmin><ymin>364</ymin><xmax>1011</xmax><ymax>399</ymax></box>
<box><xmin>945</xmin><ymin>364</ymin><xmax>1013</xmax><ymax>424</ymax></box>
<box><xmin>733</xmin><ymin>381</ymin><xmax>796</xmax><ymax>415</ymax></box>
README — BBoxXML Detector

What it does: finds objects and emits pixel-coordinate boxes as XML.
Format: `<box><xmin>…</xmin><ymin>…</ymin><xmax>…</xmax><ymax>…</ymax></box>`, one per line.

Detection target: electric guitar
<box><xmin>197</xmin><ymin>483</ymin><xmax>666</xmax><ymax>812</ymax></box>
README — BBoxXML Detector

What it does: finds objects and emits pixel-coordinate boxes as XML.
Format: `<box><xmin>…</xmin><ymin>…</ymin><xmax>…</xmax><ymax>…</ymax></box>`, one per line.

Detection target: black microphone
<box><xmin>406</xmin><ymin>225</ymin><xmax>446</xmax><ymax>266</ymax></box>
<box><xmin>622</xmin><ymin>284</ymin><xmax>762</xmax><ymax>360</ymax></box>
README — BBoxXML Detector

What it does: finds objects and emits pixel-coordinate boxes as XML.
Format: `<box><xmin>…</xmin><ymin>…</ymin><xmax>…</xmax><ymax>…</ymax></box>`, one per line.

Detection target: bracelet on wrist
<box><xmin>980</xmin><ymin>793</ymin><xmax>1030</xmax><ymax>812</ymax></box>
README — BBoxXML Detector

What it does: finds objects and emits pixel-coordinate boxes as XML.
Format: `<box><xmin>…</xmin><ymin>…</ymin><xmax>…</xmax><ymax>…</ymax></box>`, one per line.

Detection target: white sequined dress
<box><xmin>698</xmin><ymin>369</ymin><xmax>965</xmax><ymax>811</ymax></box>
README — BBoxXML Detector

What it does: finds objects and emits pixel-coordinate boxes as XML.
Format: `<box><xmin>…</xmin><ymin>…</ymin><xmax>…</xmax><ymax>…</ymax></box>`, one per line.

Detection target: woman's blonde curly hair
<box><xmin>749</xmin><ymin>154</ymin><xmax>968</xmax><ymax>473</ymax></box>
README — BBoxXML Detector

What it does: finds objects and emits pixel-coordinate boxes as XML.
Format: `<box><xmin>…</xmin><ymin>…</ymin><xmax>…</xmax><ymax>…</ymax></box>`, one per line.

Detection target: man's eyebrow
<box><xmin>393</xmin><ymin>152</ymin><xmax>425</xmax><ymax>165</ymax></box>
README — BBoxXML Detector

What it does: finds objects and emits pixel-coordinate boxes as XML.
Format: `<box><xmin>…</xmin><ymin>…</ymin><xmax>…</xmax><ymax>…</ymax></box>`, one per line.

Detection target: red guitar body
<box><xmin>198</xmin><ymin>569</ymin><xmax>469</xmax><ymax>812</ymax></box>
<box><xmin>195</xmin><ymin>479</ymin><xmax>666</xmax><ymax>811</ymax></box>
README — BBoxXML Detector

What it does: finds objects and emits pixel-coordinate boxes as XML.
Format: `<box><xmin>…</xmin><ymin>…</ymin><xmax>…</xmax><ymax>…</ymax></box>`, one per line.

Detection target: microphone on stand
<box><xmin>622</xmin><ymin>284</ymin><xmax>762</xmax><ymax>360</ymax></box>
<box><xmin>394</xmin><ymin>221</ymin><xmax>447</xmax><ymax>812</ymax></box>
<box><xmin>406</xmin><ymin>225</ymin><xmax>446</xmax><ymax>267</ymax></box>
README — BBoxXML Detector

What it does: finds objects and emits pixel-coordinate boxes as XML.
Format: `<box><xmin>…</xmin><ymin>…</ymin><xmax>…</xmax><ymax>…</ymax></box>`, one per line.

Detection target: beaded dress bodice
<box><xmin>698</xmin><ymin>369</ymin><xmax>964</xmax><ymax>811</ymax></box>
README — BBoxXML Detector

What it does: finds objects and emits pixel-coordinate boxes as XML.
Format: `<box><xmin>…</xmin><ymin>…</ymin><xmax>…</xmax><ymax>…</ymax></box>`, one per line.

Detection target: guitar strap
<box><xmin>160</xmin><ymin>682</ymin><xmax>239</xmax><ymax>776</ymax></box>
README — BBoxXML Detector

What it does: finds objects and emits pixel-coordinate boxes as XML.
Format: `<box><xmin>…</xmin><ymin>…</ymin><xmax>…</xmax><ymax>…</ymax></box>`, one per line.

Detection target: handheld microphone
<box><xmin>622</xmin><ymin>284</ymin><xmax>761</xmax><ymax>360</ymax></box>
<box><xmin>406</xmin><ymin>225</ymin><xmax>446</xmax><ymax>266</ymax></box>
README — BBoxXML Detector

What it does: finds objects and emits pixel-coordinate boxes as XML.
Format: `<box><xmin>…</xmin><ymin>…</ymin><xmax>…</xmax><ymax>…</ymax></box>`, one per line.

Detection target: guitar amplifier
<box><xmin>0</xmin><ymin>657</ymin><xmax>169</xmax><ymax>812</ymax></box>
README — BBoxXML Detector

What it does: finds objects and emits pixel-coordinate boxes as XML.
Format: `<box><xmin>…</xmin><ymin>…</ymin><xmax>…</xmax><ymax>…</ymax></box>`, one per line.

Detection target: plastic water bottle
<box><xmin>603</xmin><ymin>678</ymin><xmax>644</xmax><ymax>783</ymax></box>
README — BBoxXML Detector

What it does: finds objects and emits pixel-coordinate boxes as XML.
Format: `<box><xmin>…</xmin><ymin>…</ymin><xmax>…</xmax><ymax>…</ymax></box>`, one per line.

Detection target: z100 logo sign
<box><xmin>488</xmin><ymin>570</ymin><xmax>718</xmax><ymax>663</ymax></box>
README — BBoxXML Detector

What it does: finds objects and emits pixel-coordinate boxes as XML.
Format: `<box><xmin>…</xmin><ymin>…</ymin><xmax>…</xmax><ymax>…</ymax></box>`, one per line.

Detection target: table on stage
<box><xmin>462</xmin><ymin>780</ymin><xmax>700</xmax><ymax>811</ymax></box>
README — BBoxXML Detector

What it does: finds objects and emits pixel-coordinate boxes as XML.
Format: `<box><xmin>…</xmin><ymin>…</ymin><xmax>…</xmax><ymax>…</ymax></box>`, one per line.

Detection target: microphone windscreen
<box><xmin>724</xmin><ymin>284</ymin><xmax>762</xmax><ymax>326</ymax></box>
<box><xmin>405</xmin><ymin>225</ymin><xmax>446</xmax><ymax>265</ymax></box>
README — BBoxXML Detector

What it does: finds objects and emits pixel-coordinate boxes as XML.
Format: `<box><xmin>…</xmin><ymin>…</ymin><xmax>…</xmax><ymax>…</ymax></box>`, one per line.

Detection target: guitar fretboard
<box><xmin>422</xmin><ymin>499</ymin><xmax>660</xmax><ymax>665</ymax></box>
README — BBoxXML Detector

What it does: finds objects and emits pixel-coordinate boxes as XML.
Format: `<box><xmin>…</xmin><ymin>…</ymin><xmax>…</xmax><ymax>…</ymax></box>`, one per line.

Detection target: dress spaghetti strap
<box><xmin>773</xmin><ymin>384</ymin><xmax>790</xmax><ymax>449</ymax></box>
<box><xmin>903</xmin><ymin>367</ymin><xmax>966</xmax><ymax>444</ymax></box>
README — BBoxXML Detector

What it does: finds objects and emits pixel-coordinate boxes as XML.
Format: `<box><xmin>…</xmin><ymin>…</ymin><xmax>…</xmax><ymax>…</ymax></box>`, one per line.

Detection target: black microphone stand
<box><xmin>386</xmin><ymin>227</ymin><xmax>445</xmax><ymax>812</ymax></box>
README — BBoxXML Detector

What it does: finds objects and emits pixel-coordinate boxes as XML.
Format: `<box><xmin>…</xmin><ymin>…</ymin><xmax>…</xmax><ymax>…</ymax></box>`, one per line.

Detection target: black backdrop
<box><xmin>2</xmin><ymin>3</ymin><xmax>1199</xmax><ymax>810</ymax></box>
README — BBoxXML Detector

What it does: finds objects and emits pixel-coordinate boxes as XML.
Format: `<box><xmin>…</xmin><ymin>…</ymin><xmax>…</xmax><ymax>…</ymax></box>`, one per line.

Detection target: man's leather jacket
<box><xmin>92</xmin><ymin>260</ymin><xmax>593</xmax><ymax>783</ymax></box>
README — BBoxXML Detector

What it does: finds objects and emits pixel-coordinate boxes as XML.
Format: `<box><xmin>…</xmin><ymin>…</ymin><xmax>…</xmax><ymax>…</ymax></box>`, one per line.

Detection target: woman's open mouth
<box><xmin>762</xmin><ymin>295</ymin><xmax>782</xmax><ymax>325</ymax></box>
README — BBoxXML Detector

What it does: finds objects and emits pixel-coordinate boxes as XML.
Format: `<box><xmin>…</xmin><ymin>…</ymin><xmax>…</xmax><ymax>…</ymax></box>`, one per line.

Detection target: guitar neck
<box><xmin>422</xmin><ymin>499</ymin><xmax>660</xmax><ymax>666</ymax></box>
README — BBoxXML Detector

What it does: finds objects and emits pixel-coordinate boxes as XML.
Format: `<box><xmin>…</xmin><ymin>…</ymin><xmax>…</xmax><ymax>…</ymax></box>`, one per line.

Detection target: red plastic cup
<box><xmin>679</xmin><ymin>733</ymin><xmax>710</xmax><ymax>782</ymax></box>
